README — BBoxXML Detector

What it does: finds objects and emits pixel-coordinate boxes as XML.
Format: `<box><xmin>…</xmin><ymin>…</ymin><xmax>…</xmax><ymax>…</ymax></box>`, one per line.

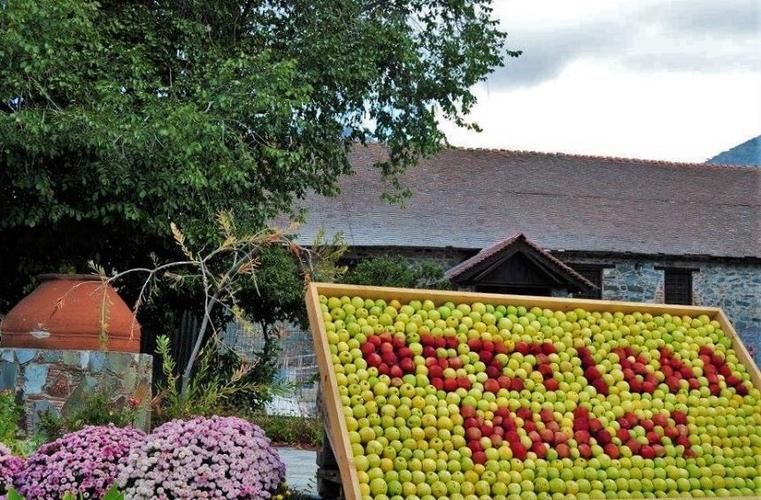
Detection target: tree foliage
<box><xmin>343</xmin><ymin>256</ymin><xmax>451</xmax><ymax>289</ymax></box>
<box><xmin>0</xmin><ymin>0</ymin><xmax>510</xmax><ymax>310</ymax></box>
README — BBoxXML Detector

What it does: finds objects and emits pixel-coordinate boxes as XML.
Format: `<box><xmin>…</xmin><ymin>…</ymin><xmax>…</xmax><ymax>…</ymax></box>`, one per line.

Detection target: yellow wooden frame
<box><xmin>305</xmin><ymin>282</ymin><xmax>761</xmax><ymax>500</ymax></box>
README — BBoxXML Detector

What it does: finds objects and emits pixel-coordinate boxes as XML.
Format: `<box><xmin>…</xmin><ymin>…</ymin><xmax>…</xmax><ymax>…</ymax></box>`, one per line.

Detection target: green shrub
<box><xmin>0</xmin><ymin>390</ymin><xmax>41</xmax><ymax>455</ymax></box>
<box><xmin>343</xmin><ymin>257</ymin><xmax>451</xmax><ymax>289</ymax></box>
<box><xmin>37</xmin><ymin>391</ymin><xmax>138</xmax><ymax>441</ymax></box>
<box><xmin>151</xmin><ymin>336</ymin><xmax>290</xmax><ymax>426</ymax></box>
<box><xmin>0</xmin><ymin>391</ymin><xmax>21</xmax><ymax>445</ymax></box>
<box><xmin>246</xmin><ymin>412</ymin><xmax>323</xmax><ymax>448</ymax></box>
<box><xmin>5</xmin><ymin>485</ymin><xmax>123</xmax><ymax>500</ymax></box>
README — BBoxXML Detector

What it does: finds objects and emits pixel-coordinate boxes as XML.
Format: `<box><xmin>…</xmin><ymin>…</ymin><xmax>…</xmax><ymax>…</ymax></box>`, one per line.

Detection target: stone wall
<box><xmin>0</xmin><ymin>348</ymin><xmax>153</xmax><ymax>432</ymax></box>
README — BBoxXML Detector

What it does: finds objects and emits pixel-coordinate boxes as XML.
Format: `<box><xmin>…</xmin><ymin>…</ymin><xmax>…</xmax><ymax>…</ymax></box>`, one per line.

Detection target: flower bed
<box><xmin>0</xmin><ymin>443</ymin><xmax>24</xmax><ymax>497</ymax></box>
<box><xmin>118</xmin><ymin>416</ymin><xmax>285</xmax><ymax>499</ymax></box>
<box><xmin>16</xmin><ymin>425</ymin><xmax>144</xmax><ymax>499</ymax></box>
<box><xmin>2</xmin><ymin>415</ymin><xmax>286</xmax><ymax>499</ymax></box>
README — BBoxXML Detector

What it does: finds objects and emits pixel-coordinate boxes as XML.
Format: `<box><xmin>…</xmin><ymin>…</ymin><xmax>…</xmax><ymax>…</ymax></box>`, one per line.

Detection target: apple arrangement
<box><xmin>320</xmin><ymin>295</ymin><xmax>761</xmax><ymax>499</ymax></box>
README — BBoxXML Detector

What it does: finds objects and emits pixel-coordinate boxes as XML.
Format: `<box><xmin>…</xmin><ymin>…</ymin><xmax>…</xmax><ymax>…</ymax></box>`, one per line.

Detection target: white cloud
<box><xmin>443</xmin><ymin>60</ymin><xmax>761</xmax><ymax>162</ymax></box>
<box><xmin>443</xmin><ymin>0</ymin><xmax>761</xmax><ymax>160</ymax></box>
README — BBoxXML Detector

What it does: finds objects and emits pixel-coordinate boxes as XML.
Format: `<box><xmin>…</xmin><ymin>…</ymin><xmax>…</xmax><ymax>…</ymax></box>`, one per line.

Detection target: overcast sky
<box><xmin>441</xmin><ymin>0</ymin><xmax>761</xmax><ymax>162</ymax></box>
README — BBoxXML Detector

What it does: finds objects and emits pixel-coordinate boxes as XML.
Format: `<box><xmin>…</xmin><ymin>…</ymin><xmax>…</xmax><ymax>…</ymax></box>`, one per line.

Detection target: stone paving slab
<box><xmin>277</xmin><ymin>446</ymin><xmax>319</xmax><ymax>498</ymax></box>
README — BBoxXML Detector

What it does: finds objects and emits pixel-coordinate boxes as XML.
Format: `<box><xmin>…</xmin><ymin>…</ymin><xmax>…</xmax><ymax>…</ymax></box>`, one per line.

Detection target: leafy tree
<box><xmin>342</xmin><ymin>256</ymin><xmax>451</xmax><ymax>289</ymax></box>
<box><xmin>0</xmin><ymin>0</ymin><xmax>511</xmax><ymax>311</ymax></box>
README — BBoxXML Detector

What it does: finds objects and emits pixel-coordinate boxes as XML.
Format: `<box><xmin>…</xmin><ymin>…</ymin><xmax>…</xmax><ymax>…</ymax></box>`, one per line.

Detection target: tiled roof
<box><xmin>290</xmin><ymin>144</ymin><xmax>761</xmax><ymax>259</ymax></box>
<box><xmin>445</xmin><ymin>233</ymin><xmax>596</xmax><ymax>292</ymax></box>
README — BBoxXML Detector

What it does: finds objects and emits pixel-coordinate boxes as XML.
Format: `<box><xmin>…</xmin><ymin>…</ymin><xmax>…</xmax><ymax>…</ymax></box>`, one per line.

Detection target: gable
<box><xmin>445</xmin><ymin>234</ymin><xmax>596</xmax><ymax>293</ymax></box>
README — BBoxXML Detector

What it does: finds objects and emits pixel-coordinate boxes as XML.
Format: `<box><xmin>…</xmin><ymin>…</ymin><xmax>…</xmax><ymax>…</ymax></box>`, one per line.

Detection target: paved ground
<box><xmin>277</xmin><ymin>446</ymin><xmax>319</xmax><ymax>498</ymax></box>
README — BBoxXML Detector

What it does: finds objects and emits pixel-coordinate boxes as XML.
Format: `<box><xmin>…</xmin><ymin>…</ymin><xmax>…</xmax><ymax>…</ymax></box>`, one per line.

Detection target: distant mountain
<box><xmin>707</xmin><ymin>135</ymin><xmax>760</xmax><ymax>166</ymax></box>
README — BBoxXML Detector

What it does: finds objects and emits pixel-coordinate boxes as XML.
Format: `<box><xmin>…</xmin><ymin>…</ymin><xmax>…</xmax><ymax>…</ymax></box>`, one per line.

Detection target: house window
<box><xmin>662</xmin><ymin>268</ymin><xmax>694</xmax><ymax>305</ymax></box>
<box><xmin>569</xmin><ymin>264</ymin><xmax>604</xmax><ymax>299</ymax></box>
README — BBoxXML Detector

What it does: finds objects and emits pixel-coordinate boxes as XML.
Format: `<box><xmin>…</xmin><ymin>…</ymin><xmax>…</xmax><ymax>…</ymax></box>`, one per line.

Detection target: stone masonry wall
<box><xmin>0</xmin><ymin>348</ymin><xmax>153</xmax><ymax>432</ymax></box>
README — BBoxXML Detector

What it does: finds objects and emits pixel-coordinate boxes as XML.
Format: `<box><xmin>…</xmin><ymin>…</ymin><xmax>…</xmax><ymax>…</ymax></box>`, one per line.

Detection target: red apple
<box><xmin>589</xmin><ymin>419</ymin><xmax>603</xmax><ymax>433</ymax></box>
<box><xmin>540</xmin><ymin>429</ymin><xmax>555</xmax><ymax>444</ymax></box>
<box><xmin>544</xmin><ymin>379</ymin><xmax>559</xmax><ymax>391</ymax></box>
<box><xmin>481</xmin><ymin>423</ymin><xmax>494</xmax><ymax>437</ymax></box>
<box><xmin>484</xmin><ymin>379</ymin><xmax>500</xmax><ymax>393</ymax></box>
<box><xmin>574</xmin><ymin>430</ymin><xmax>590</xmax><ymax>444</ymax></box>
<box><xmin>448</xmin><ymin>357</ymin><xmax>463</xmax><ymax>369</ymax></box>
<box><xmin>400</xmin><ymin>358</ymin><xmax>415</xmax><ymax>373</ymax></box>
<box><xmin>531</xmin><ymin>442</ymin><xmax>547</xmax><ymax>458</ymax></box>
<box><xmin>596</xmin><ymin>429</ymin><xmax>612</xmax><ymax>445</ymax></box>
<box><xmin>511</xmin><ymin>442</ymin><xmax>528</xmax><ymax>460</ymax></box>
<box><xmin>626</xmin><ymin>439</ymin><xmax>641</xmax><ymax>454</ymax></box>
<box><xmin>556</xmin><ymin>443</ymin><xmax>570</xmax><ymax>458</ymax></box>
<box><xmin>366</xmin><ymin>353</ymin><xmax>382</xmax><ymax>367</ymax></box>
<box><xmin>604</xmin><ymin>443</ymin><xmax>620</xmax><ymax>458</ymax></box>
<box><xmin>361</xmin><ymin>342</ymin><xmax>375</xmax><ymax>355</ymax></box>
<box><xmin>479</xmin><ymin>350</ymin><xmax>494</xmax><ymax>364</ymax></box>
<box><xmin>517</xmin><ymin>407</ymin><xmax>532</xmax><ymax>420</ymax></box>
<box><xmin>466</xmin><ymin>427</ymin><xmax>482</xmax><ymax>441</ymax></box>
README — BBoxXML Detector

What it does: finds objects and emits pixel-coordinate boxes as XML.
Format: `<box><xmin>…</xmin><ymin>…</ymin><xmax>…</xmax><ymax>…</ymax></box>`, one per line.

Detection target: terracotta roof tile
<box><xmin>291</xmin><ymin>144</ymin><xmax>761</xmax><ymax>259</ymax></box>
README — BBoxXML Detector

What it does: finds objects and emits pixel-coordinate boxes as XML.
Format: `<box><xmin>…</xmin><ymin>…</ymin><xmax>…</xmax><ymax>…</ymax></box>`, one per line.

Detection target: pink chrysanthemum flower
<box><xmin>117</xmin><ymin>416</ymin><xmax>285</xmax><ymax>499</ymax></box>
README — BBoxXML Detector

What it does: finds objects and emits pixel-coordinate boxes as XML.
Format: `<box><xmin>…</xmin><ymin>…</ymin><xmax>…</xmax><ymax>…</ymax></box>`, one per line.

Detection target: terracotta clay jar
<box><xmin>0</xmin><ymin>274</ymin><xmax>141</xmax><ymax>352</ymax></box>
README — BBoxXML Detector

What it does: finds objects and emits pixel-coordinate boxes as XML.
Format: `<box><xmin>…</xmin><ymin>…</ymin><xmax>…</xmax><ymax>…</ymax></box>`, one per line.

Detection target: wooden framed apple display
<box><xmin>306</xmin><ymin>283</ymin><xmax>761</xmax><ymax>500</ymax></box>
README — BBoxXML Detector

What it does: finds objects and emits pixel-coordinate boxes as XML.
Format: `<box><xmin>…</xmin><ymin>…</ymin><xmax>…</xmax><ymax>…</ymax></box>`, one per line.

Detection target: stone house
<box><xmin>272</xmin><ymin>144</ymin><xmax>761</xmax><ymax>413</ymax></box>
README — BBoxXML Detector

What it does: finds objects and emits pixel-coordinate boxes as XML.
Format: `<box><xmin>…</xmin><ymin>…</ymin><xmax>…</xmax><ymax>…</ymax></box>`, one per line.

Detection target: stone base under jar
<box><xmin>0</xmin><ymin>348</ymin><xmax>152</xmax><ymax>433</ymax></box>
